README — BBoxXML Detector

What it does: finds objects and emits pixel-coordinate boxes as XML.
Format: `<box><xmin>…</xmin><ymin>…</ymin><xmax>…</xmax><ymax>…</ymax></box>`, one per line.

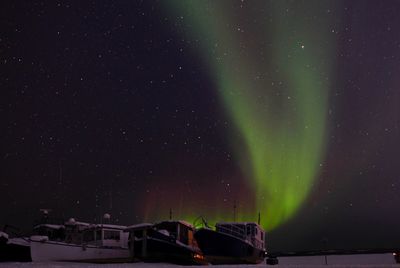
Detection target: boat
<box><xmin>0</xmin><ymin>209</ymin><xmax>65</xmax><ymax>262</ymax></box>
<box><xmin>0</xmin><ymin>231</ymin><xmax>31</xmax><ymax>262</ymax></box>
<box><xmin>125</xmin><ymin>220</ymin><xmax>207</xmax><ymax>265</ymax></box>
<box><xmin>194</xmin><ymin>221</ymin><xmax>266</xmax><ymax>264</ymax></box>
<box><xmin>30</xmin><ymin>217</ymin><xmax>130</xmax><ymax>263</ymax></box>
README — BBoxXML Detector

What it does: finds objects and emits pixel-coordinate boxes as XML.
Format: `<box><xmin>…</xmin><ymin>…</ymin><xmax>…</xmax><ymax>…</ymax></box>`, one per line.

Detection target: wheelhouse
<box><xmin>82</xmin><ymin>224</ymin><xmax>128</xmax><ymax>248</ymax></box>
<box><xmin>216</xmin><ymin>222</ymin><xmax>265</xmax><ymax>250</ymax></box>
<box><xmin>32</xmin><ymin>224</ymin><xmax>65</xmax><ymax>242</ymax></box>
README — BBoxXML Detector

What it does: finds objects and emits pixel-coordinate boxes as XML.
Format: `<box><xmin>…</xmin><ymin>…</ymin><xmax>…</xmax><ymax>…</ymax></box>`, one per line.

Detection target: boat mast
<box><xmin>233</xmin><ymin>200</ymin><xmax>237</xmax><ymax>222</ymax></box>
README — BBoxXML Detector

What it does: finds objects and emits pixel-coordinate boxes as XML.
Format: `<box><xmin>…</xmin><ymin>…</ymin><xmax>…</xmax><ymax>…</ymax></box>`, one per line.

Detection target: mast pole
<box><xmin>233</xmin><ymin>200</ymin><xmax>237</xmax><ymax>222</ymax></box>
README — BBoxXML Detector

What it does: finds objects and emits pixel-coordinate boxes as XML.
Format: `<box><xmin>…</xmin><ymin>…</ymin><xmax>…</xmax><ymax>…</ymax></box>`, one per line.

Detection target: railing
<box><xmin>251</xmin><ymin>236</ymin><xmax>265</xmax><ymax>250</ymax></box>
<box><xmin>216</xmin><ymin>224</ymin><xmax>246</xmax><ymax>240</ymax></box>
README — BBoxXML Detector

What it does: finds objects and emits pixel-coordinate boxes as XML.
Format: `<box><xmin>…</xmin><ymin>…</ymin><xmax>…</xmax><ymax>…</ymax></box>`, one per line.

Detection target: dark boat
<box><xmin>394</xmin><ymin>252</ymin><xmax>400</xmax><ymax>264</ymax></box>
<box><xmin>0</xmin><ymin>209</ymin><xmax>65</xmax><ymax>262</ymax></box>
<box><xmin>0</xmin><ymin>231</ymin><xmax>31</xmax><ymax>262</ymax></box>
<box><xmin>125</xmin><ymin>220</ymin><xmax>207</xmax><ymax>265</ymax></box>
<box><xmin>194</xmin><ymin>222</ymin><xmax>266</xmax><ymax>264</ymax></box>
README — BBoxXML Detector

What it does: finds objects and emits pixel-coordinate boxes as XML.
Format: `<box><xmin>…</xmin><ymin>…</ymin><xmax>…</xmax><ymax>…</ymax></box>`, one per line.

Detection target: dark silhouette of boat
<box><xmin>194</xmin><ymin>222</ymin><xmax>266</xmax><ymax>264</ymax></box>
<box><xmin>0</xmin><ymin>209</ymin><xmax>65</xmax><ymax>262</ymax></box>
<box><xmin>125</xmin><ymin>220</ymin><xmax>207</xmax><ymax>265</ymax></box>
<box><xmin>0</xmin><ymin>230</ymin><xmax>31</xmax><ymax>262</ymax></box>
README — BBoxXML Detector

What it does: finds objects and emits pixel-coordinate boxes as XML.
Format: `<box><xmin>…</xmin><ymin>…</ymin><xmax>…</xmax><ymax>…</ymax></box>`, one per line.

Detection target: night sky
<box><xmin>1</xmin><ymin>0</ymin><xmax>400</xmax><ymax>252</ymax></box>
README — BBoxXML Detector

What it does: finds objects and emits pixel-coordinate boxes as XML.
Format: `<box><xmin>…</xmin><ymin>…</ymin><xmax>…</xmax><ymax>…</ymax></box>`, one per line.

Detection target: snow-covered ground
<box><xmin>277</xmin><ymin>253</ymin><xmax>397</xmax><ymax>265</ymax></box>
<box><xmin>0</xmin><ymin>254</ymin><xmax>399</xmax><ymax>268</ymax></box>
<box><xmin>0</xmin><ymin>262</ymin><xmax>399</xmax><ymax>268</ymax></box>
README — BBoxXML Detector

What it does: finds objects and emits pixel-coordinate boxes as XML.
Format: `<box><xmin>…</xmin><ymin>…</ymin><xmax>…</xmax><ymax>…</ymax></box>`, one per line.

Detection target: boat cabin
<box><xmin>64</xmin><ymin>219</ymin><xmax>90</xmax><ymax>244</ymax></box>
<box><xmin>216</xmin><ymin>222</ymin><xmax>265</xmax><ymax>250</ymax></box>
<box><xmin>32</xmin><ymin>224</ymin><xmax>65</xmax><ymax>242</ymax></box>
<box><xmin>81</xmin><ymin>224</ymin><xmax>128</xmax><ymax>248</ymax></box>
<box><xmin>154</xmin><ymin>221</ymin><xmax>197</xmax><ymax>246</ymax></box>
<box><xmin>125</xmin><ymin>221</ymin><xmax>205</xmax><ymax>264</ymax></box>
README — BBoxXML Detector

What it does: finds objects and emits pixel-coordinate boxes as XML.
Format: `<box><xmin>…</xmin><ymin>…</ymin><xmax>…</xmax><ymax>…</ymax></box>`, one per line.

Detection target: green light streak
<box><xmin>165</xmin><ymin>1</ymin><xmax>336</xmax><ymax>230</ymax></box>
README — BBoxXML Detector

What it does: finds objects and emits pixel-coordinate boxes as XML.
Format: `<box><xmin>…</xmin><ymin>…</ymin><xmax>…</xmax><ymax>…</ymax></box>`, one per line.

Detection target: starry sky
<box><xmin>1</xmin><ymin>0</ymin><xmax>400</xmax><ymax>252</ymax></box>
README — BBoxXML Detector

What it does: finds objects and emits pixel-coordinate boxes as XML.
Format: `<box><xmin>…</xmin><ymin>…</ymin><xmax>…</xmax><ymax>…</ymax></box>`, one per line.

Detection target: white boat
<box><xmin>30</xmin><ymin>218</ymin><xmax>130</xmax><ymax>263</ymax></box>
<box><xmin>1</xmin><ymin>211</ymin><xmax>66</xmax><ymax>262</ymax></box>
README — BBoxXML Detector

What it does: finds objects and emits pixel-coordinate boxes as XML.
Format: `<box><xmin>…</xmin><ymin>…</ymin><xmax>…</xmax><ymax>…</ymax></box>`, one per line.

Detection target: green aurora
<box><xmin>165</xmin><ymin>1</ymin><xmax>337</xmax><ymax>230</ymax></box>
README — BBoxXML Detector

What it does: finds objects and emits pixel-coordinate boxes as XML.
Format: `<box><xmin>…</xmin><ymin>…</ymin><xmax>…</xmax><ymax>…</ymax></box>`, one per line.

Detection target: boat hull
<box><xmin>0</xmin><ymin>238</ymin><xmax>31</xmax><ymax>262</ymax></box>
<box><xmin>132</xmin><ymin>235</ymin><xmax>206</xmax><ymax>265</ymax></box>
<box><xmin>30</xmin><ymin>237</ymin><xmax>130</xmax><ymax>263</ymax></box>
<box><xmin>194</xmin><ymin>228</ymin><xmax>265</xmax><ymax>264</ymax></box>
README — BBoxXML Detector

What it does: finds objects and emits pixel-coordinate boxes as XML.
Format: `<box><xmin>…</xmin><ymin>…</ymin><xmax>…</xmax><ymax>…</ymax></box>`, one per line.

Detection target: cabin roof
<box><xmin>125</xmin><ymin>220</ymin><xmax>195</xmax><ymax>232</ymax></box>
<box><xmin>33</xmin><ymin>224</ymin><xmax>65</xmax><ymax>229</ymax></box>
<box><xmin>91</xmin><ymin>224</ymin><xmax>127</xmax><ymax>230</ymax></box>
<box><xmin>216</xmin><ymin>222</ymin><xmax>264</xmax><ymax>229</ymax></box>
<box><xmin>0</xmin><ymin>231</ymin><xmax>9</xmax><ymax>240</ymax></box>
<box><xmin>155</xmin><ymin>220</ymin><xmax>194</xmax><ymax>229</ymax></box>
<box><xmin>64</xmin><ymin>220</ymin><xmax>91</xmax><ymax>226</ymax></box>
<box><xmin>124</xmin><ymin>223</ymin><xmax>154</xmax><ymax>232</ymax></box>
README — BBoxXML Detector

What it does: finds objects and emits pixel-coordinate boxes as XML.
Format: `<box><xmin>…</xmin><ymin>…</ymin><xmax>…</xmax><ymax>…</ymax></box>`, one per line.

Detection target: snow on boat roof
<box><xmin>124</xmin><ymin>223</ymin><xmax>154</xmax><ymax>231</ymax></box>
<box><xmin>155</xmin><ymin>220</ymin><xmax>194</xmax><ymax>228</ymax></box>
<box><xmin>217</xmin><ymin>222</ymin><xmax>264</xmax><ymax>228</ymax></box>
<box><xmin>33</xmin><ymin>224</ymin><xmax>65</xmax><ymax>229</ymax></box>
<box><xmin>66</xmin><ymin>222</ymin><xmax>91</xmax><ymax>226</ymax></box>
<box><xmin>92</xmin><ymin>224</ymin><xmax>127</xmax><ymax>230</ymax></box>
<box><xmin>0</xmin><ymin>231</ymin><xmax>9</xmax><ymax>240</ymax></box>
<box><xmin>125</xmin><ymin>220</ymin><xmax>195</xmax><ymax>232</ymax></box>
<box><xmin>64</xmin><ymin>219</ymin><xmax>91</xmax><ymax>226</ymax></box>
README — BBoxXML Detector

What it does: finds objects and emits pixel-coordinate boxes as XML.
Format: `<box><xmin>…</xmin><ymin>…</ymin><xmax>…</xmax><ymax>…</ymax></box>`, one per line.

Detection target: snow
<box><xmin>155</xmin><ymin>220</ymin><xmax>194</xmax><ymax>228</ymax></box>
<box><xmin>8</xmin><ymin>237</ymin><xmax>30</xmax><ymax>247</ymax></box>
<box><xmin>0</xmin><ymin>231</ymin><xmax>9</xmax><ymax>240</ymax></box>
<box><xmin>92</xmin><ymin>224</ymin><xmax>127</xmax><ymax>230</ymax></box>
<box><xmin>0</xmin><ymin>253</ymin><xmax>398</xmax><ymax>267</ymax></box>
<box><xmin>125</xmin><ymin>223</ymin><xmax>153</xmax><ymax>231</ymax></box>
<box><xmin>0</xmin><ymin>263</ymin><xmax>399</xmax><ymax>268</ymax></box>
<box><xmin>34</xmin><ymin>224</ymin><xmax>64</xmax><ymax>230</ymax></box>
<box><xmin>276</xmin><ymin>253</ymin><xmax>397</xmax><ymax>265</ymax></box>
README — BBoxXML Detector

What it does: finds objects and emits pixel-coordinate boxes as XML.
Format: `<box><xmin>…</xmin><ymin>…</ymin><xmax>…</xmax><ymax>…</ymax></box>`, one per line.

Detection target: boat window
<box><xmin>104</xmin><ymin>230</ymin><xmax>120</xmax><ymax>240</ymax></box>
<box><xmin>179</xmin><ymin>225</ymin><xmax>189</xmax><ymax>244</ymax></box>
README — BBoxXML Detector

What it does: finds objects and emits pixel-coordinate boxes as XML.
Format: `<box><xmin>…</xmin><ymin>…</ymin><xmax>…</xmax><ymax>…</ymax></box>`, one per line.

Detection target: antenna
<box><xmin>233</xmin><ymin>200</ymin><xmax>237</xmax><ymax>222</ymax></box>
<box><xmin>258</xmin><ymin>211</ymin><xmax>261</xmax><ymax>225</ymax></box>
<box><xmin>109</xmin><ymin>181</ymin><xmax>113</xmax><ymax>210</ymax></box>
<box><xmin>58</xmin><ymin>159</ymin><xmax>62</xmax><ymax>186</ymax></box>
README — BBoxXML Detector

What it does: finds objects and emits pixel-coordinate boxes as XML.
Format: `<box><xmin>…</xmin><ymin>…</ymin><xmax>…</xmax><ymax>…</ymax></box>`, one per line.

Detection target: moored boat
<box><xmin>30</xmin><ymin>218</ymin><xmax>130</xmax><ymax>263</ymax></box>
<box><xmin>194</xmin><ymin>222</ymin><xmax>266</xmax><ymax>264</ymax></box>
<box><xmin>125</xmin><ymin>220</ymin><xmax>207</xmax><ymax>265</ymax></box>
<box><xmin>0</xmin><ymin>231</ymin><xmax>31</xmax><ymax>262</ymax></box>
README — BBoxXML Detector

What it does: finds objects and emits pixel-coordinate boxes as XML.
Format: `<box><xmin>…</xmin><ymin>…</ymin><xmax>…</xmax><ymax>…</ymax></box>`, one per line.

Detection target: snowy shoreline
<box><xmin>0</xmin><ymin>263</ymin><xmax>400</xmax><ymax>268</ymax></box>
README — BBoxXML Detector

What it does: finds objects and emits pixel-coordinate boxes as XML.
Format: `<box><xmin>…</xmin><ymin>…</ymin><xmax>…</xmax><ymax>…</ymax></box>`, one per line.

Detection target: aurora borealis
<box><xmin>165</xmin><ymin>1</ymin><xmax>338</xmax><ymax>230</ymax></box>
<box><xmin>1</xmin><ymin>0</ymin><xmax>400</xmax><ymax>251</ymax></box>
